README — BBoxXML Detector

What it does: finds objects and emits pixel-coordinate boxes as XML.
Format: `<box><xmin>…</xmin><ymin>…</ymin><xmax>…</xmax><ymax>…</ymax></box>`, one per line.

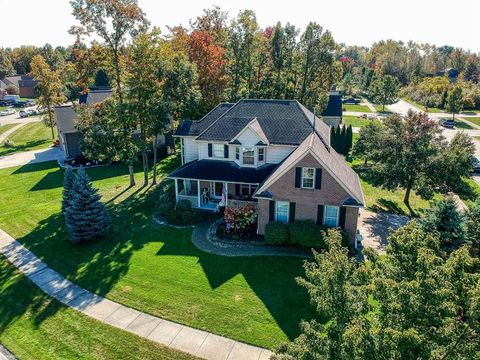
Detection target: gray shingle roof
<box><xmin>175</xmin><ymin>103</ymin><xmax>234</xmax><ymax>136</ymax></box>
<box><xmin>192</xmin><ymin>99</ymin><xmax>331</xmax><ymax>146</ymax></box>
<box><xmin>169</xmin><ymin>159</ymin><xmax>278</xmax><ymax>184</ymax></box>
<box><xmin>79</xmin><ymin>90</ymin><xmax>112</xmax><ymax>105</ymax></box>
<box><xmin>55</xmin><ymin>106</ymin><xmax>77</xmax><ymax>133</ymax></box>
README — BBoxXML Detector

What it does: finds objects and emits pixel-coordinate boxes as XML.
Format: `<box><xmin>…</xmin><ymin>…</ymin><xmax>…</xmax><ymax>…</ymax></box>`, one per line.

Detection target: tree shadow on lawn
<box><xmin>0</xmin><ymin>140</ymin><xmax>49</xmax><ymax>157</ymax></box>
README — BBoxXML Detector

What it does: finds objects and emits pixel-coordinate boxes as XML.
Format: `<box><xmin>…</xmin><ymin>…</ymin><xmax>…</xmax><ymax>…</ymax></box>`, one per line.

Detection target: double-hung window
<box><xmin>302</xmin><ymin>167</ymin><xmax>315</xmax><ymax>189</ymax></box>
<box><xmin>324</xmin><ymin>206</ymin><xmax>339</xmax><ymax>227</ymax></box>
<box><xmin>258</xmin><ymin>148</ymin><xmax>265</xmax><ymax>162</ymax></box>
<box><xmin>243</xmin><ymin>148</ymin><xmax>255</xmax><ymax>165</ymax></box>
<box><xmin>275</xmin><ymin>201</ymin><xmax>289</xmax><ymax>223</ymax></box>
<box><xmin>240</xmin><ymin>184</ymin><xmax>257</xmax><ymax>197</ymax></box>
<box><xmin>213</xmin><ymin>144</ymin><xmax>224</xmax><ymax>158</ymax></box>
<box><xmin>235</xmin><ymin>146</ymin><xmax>240</xmax><ymax>160</ymax></box>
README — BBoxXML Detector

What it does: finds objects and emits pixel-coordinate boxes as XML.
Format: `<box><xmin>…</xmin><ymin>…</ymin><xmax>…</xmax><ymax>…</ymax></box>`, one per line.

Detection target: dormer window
<box><xmin>302</xmin><ymin>167</ymin><xmax>315</xmax><ymax>189</ymax></box>
<box><xmin>243</xmin><ymin>148</ymin><xmax>255</xmax><ymax>165</ymax></box>
<box><xmin>213</xmin><ymin>144</ymin><xmax>224</xmax><ymax>158</ymax></box>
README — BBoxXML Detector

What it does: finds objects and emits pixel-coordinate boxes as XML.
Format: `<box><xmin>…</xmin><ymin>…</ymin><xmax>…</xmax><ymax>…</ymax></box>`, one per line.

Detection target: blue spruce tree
<box><xmin>65</xmin><ymin>168</ymin><xmax>111</xmax><ymax>243</ymax></box>
<box><xmin>61</xmin><ymin>167</ymin><xmax>76</xmax><ymax>216</ymax></box>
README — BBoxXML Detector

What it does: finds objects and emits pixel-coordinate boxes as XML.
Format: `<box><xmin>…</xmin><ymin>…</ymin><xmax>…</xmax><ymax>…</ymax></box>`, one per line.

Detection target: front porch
<box><xmin>174</xmin><ymin>178</ymin><xmax>258</xmax><ymax>211</ymax></box>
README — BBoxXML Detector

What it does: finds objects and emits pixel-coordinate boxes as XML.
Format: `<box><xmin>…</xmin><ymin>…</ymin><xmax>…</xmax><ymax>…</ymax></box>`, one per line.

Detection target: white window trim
<box><xmin>235</xmin><ymin>146</ymin><xmax>240</xmax><ymax>160</ymax></box>
<box><xmin>242</xmin><ymin>148</ymin><xmax>255</xmax><ymax>166</ymax></box>
<box><xmin>213</xmin><ymin>143</ymin><xmax>224</xmax><ymax>158</ymax></box>
<box><xmin>301</xmin><ymin>167</ymin><xmax>315</xmax><ymax>189</ymax></box>
<box><xmin>258</xmin><ymin>147</ymin><xmax>265</xmax><ymax>162</ymax></box>
<box><xmin>275</xmin><ymin>201</ymin><xmax>289</xmax><ymax>223</ymax></box>
<box><xmin>323</xmin><ymin>205</ymin><xmax>340</xmax><ymax>227</ymax></box>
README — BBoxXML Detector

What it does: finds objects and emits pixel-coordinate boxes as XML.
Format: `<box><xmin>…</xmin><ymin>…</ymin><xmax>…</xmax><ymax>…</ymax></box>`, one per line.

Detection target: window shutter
<box><xmin>269</xmin><ymin>200</ymin><xmax>275</xmax><ymax>221</ymax></box>
<box><xmin>339</xmin><ymin>207</ymin><xmax>346</xmax><ymax>229</ymax></box>
<box><xmin>289</xmin><ymin>202</ymin><xmax>296</xmax><ymax>223</ymax></box>
<box><xmin>315</xmin><ymin>168</ymin><xmax>322</xmax><ymax>189</ymax></box>
<box><xmin>317</xmin><ymin>205</ymin><xmax>324</xmax><ymax>225</ymax></box>
<box><xmin>295</xmin><ymin>167</ymin><xmax>302</xmax><ymax>188</ymax></box>
<box><xmin>208</xmin><ymin>143</ymin><xmax>212</xmax><ymax>157</ymax></box>
<box><xmin>235</xmin><ymin>184</ymin><xmax>240</xmax><ymax>196</ymax></box>
<box><xmin>224</xmin><ymin>144</ymin><xmax>229</xmax><ymax>158</ymax></box>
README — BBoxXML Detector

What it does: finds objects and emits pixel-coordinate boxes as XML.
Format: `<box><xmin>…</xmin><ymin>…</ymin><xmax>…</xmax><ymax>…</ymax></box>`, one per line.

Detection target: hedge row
<box><xmin>265</xmin><ymin>220</ymin><xmax>347</xmax><ymax>249</ymax></box>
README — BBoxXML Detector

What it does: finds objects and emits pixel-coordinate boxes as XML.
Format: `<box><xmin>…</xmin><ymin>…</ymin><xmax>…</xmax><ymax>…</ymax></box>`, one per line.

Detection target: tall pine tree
<box><xmin>346</xmin><ymin>125</ymin><xmax>353</xmax><ymax>154</ymax></box>
<box><xmin>62</xmin><ymin>167</ymin><xmax>76</xmax><ymax>216</ymax></box>
<box><xmin>65</xmin><ymin>168</ymin><xmax>111</xmax><ymax>244</ymax></box>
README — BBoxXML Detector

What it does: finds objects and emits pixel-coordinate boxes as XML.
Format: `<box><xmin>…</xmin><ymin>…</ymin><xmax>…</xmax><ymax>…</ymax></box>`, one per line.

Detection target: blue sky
<box><xmin>1</xmin><ymin>0</ymin><xmax>479</xmax><ymax>52</ymax></box>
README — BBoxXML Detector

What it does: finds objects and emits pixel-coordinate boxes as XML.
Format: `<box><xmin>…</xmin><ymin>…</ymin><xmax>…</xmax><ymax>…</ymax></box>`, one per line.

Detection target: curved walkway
<box><xmin>192</xmin><ymin>220</ymin><xmax>312</xmax><ymax>258</ymax></box>
<box><xmin>0</xmin><ymin>229</ymin><xmax>272</xmax><ymax>360</ymax></box>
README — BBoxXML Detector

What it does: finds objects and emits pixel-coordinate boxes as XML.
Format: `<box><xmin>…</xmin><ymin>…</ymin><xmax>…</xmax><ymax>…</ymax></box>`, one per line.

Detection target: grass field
<box><xmin>0</xmin><ymin>122</ymin><xmax>55</xmax><ymax>156</ymax></box>
<box><xmin>343</xmin><ymin>115</ymin><xmax>372</xmax><ymax>128</ymax></box>
<box><xmin>0</xmin><ymin>256</ymin><xmax>196</xmax><ymax>360</ymax></box>
<box><xmin>0</xmin><ymin>123</ymin><xmax>19</xmax><ymax>137</ymax></box>
<box><xmin>343</xmin><ymin>104</ymin><xmax>371</xmax><ymax>112</ymax></box>
<box><xmin>461</xmin><ymin>117</ymin><xmax>480</xmax><ymax>127</ymax></box>
<box><xmin>0</xmin><ymin>158</ymin><xmax>315</xmax><ymax>350</ymax></box>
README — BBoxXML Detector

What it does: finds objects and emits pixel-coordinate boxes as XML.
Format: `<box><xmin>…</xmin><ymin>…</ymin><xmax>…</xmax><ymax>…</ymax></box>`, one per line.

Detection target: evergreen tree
<box><xmin>61</xmin><ymin>167</ymin><xmax>76</xmax><ymax>216</ymax></box>
<box><xmin>94</xmin><ymin>68</ymin><xmax>111</xmax><ymax>87</ymax></box>
<box><xmin>340</xmin><ymin>125</ymin><xmax>347</xmax><ymax>154</ymax></box>
<box><xmin>346</xmin><ymin>125</ymin><xmax>353</xmax><ymax>154</ymax></box>
<box><xmin>65</xmin><ymin>168</ymin><xmax>111</xmax><ymax>244</ymax></box>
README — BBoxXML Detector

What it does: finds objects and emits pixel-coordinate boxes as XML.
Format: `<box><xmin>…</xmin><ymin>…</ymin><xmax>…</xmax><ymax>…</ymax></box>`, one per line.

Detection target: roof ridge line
<box><xmin>195</xmin><ymin>99</ymin><xmax>242</xmax><ymax>139</ymax></box>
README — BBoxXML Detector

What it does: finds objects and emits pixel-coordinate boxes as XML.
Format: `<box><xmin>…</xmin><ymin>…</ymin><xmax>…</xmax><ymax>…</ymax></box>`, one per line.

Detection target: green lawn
<box><xmin>461</xmin><ymin>117</ymin><xmax>480</xmax><ymax>127</ymax></box>
<box><xmin>0</xmin><ymin>256</ymin><xmax>196</xmax><ymax>360</ymax></box>
<box><xmin>0</xmin><ymin>123</ymin><xmax>19</xmax><ymax>137</ymax></box>
<box><xmin>474</xmin><ymin>136</ymin><xmax>480</xmax><ymax>142</ymax></box>
<box><xmin>453</xmin><ymin>119</ymin><xmax>475</xmax><ymax>130</ymax></box>
<box><xmin>402</xmin><ymin>97</ymin><xmax>445</xmax><ymax>113</ymax></box>
<box><xmin>342</xmin><ymin>104</ymin><xmax>371</xmax><ymax>112</ymax></box>
<box><xmin>0</xmin><ymin>122</ymin><xmax>55</xmax><ymax>156</ymax></box>
<box><xmin>0</xmin><ymin>158</ymin><xmax>315</xmax><ymax>350</ymax></box>
<box><xmin>343</xmin><ymin>115</ymin><xmax>372</xmax><ymax>128</ymax></box>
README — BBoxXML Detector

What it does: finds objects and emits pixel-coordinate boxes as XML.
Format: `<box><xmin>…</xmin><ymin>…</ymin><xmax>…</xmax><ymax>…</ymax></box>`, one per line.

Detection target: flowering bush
<box><xmin>224</xmin><ymin>204</ymin><xmax>257</xmax><ymax>233</ymax></box>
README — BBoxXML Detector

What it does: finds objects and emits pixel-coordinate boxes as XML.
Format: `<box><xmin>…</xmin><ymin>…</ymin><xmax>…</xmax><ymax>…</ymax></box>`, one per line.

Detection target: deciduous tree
<box><xmin>29</xmin><ymin>55</ymin><xmax>66</xmax><ymax>139</ymax></box>
<box><xmin>446</xmin><ymin>86</ymin><xmax>463</xmax><ymax>119</ymax></box>
<box><xmin>368</xmin><ymin>74</ymin><xmax>399</xmax><ymax>111</ymax></box>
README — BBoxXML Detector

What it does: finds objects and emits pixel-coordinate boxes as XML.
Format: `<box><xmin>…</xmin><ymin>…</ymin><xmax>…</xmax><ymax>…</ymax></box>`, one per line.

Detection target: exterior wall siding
<box><xmin>266</xmin><ymin>145</ymin><xmax>295</xmax><ymax>164</ymax></box>
<box><xmin>182</xmin><ymin>137</ymin><xmax>198</xmax><ymax>163</ymax></box>
<box><xmin>256</xmin><ymin>153</ymin><xmax>360</xmax><ymax>244</ymax></box>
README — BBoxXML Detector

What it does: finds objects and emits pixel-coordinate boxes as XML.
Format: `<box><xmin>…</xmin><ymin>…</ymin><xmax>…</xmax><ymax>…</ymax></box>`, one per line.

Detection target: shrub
<box><xmin>3</xmin><ymin>138</ymin><xmax>14</xmax><ymax>147</ymax></box>
<box><xmin>265</xmin><ymin>222</ymin><xmax>289</xmax><ymax>245</ymax></box>
<box><xmin>177</xmin><ymin>199</ymin><xmax>192</xmax><ymax>212</ymax></box>
<box><xmin>287</xmin><ymin>221</ymin><xmax>327</xmax><ymax>249</ymax></box>
<box><xmin>224</xmin><ymin>204</ymin><xmax>257</xmax><ymax>233</ymax></box>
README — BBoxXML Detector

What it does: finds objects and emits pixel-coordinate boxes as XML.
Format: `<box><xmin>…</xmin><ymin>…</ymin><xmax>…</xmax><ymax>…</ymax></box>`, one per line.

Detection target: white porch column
<box><xmin>225</xmin><ymin>182</ymin><xmax>228</xmax><ymax>208</ymax></box>
<box><xmin>174</xmin><ymin>178</ymin><xmax>179</xmax><ymax>203</ymax></box>
<box><xmin>197</xmin><ymin>180</ymin><xmax>201</xmax><ymax>208</ymax></box>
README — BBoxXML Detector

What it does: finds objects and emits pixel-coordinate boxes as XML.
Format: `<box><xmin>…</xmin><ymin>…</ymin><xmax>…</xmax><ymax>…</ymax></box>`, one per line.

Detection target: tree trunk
<box><xmin>152</xmin><ymin>135</ymin><xmax>158</xmax><ymax>185</ymax></box>
<box><xmin>48</xmin><ymin>107</ymin><xmax>55</xmax><ymax>139</ymax></box>
<box><xmin>112</xmin><ymin>49</ymin><xmax>123</xmax><ymax>104</ymax></box>
<box><xmin>403</xmin><ymin>185</ymin><xmax>411</xmax><ymax>207</ymax></box>
<box><xmin>142</xmin><ymin>152</ymin><xmax>148</xmax><ymax>186</ymax></box>
<box><xmin>128</xmin><ymin>164</ymin><xmax>135</xmax><ymax>187</ymax></box>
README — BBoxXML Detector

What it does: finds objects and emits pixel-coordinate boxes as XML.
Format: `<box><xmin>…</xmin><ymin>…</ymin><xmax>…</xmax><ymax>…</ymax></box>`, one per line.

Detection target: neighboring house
<box><xmin>55</xmin><ymin>88</ymin><xmax>175</xmax><ymax>160</ymax></box>
<box><xmin>55</xmin><ymin>89</ymin><xmax>113</xmax><ymax>159</ymax></box>
<box><xmin>321</xmin><ymin>90</ymin><xmax>342</xmax><ymax>127</ymax></box>
<box><xmin>169</xmin><ymin>98</ymin><xmax>364</xmax><ymax>244</ymax></box>
<box><xmin>0</xmin><ymin>75</ymin><xmax>38</xmax><ymax>98</ymax></box>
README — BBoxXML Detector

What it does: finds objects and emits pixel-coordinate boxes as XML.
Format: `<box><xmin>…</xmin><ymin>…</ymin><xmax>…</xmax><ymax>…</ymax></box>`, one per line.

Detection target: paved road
<box><xmin>0</xmin><ymin>147</ymin><xmax>64</xmax><ymax>169</ymax></box>
<box><xmin>0</xmin><ymin>106</ymin><xmax>40</xmax><ymax>126</ymax></box>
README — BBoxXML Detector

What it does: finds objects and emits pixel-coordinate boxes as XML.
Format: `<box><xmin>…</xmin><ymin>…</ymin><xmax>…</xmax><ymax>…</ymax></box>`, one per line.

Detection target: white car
<box><xmin>0</xmin><ymin>109</ymin><xmax>15</xmax><ymax>116</ymax></box>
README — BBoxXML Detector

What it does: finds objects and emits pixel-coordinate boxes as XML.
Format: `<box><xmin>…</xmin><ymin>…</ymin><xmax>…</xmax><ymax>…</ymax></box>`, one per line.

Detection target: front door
<box><xmin>210</xmin><ymin>182</ymin><xmax>223</xmax><ymax>199</ymax></box>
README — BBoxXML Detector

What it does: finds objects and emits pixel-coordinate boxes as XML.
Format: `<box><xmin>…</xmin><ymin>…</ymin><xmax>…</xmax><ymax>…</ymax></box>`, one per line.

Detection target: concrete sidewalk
<box><xmin>0</xmin><ymin>147</ymin><xmax>64</xmax><ymax>169</ymax></box>
<box><xmin>0</xmin><ymin>228</ymin><xmax>273</xmax><ymax>360</ymax></box>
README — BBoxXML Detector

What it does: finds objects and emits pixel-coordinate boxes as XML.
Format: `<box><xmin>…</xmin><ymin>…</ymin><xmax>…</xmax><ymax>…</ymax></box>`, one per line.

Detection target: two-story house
<box><xmin>169</xmin><ymin>98</ymin><xmax>364</xmax><ymax>244</ymax></box>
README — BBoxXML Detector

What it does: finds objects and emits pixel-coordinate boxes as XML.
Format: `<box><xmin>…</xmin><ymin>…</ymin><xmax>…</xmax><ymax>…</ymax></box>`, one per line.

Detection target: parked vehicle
<box><xmin>14</xmin><ymin>101</ymin><xmax>30</xmax><ymax>108</ymax></box>
<box><xmin>440</xmin><ymin>119</ymin><xmax>455</xmax><ymax>129</ymax></box>
<box><xmin>0</xmin><ymin>110</ymin><xmax>9</xmax><ymax>116</ymax></box>
<box><xmin>26</xmin><ymin>109</ymin><xmax>38</xmax><ymax>116</ymax></box>
<box><xmin>472</xmin><ymin>157</ymin><xmax>480</xmax><ymax>174</ymax></box>
<box><xmin>0</xmin><ymin>100</ymin><xmax>14</xmax><ymax>107</ymax></box>
<box><xmin>342</xmin><ymin>97</ymin><xmax>361</xmax><ymax>104</ymax></box>
<box><xmin>19</xmin><ymin>110</ymin><xmax>29</xmax><ymax>118</ymax></box>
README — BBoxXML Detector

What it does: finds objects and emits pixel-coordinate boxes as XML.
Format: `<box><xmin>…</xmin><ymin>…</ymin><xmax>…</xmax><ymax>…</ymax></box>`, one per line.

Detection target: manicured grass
<box><xmin>402</xmin><ymin>97</ymin><xmax>445</xmax><ymax>113</ymax></box>
<box><xmin>459</xmin><ymin>177</ymin><xmax>480</xmax><ymax>208</ymax></box>
<box><xmin>0</xmin><ymin>157</ymin><xmax>314</xmax><ymax>349</ymax></box>
<box><xmin>0</xmin><ymin>123</ymin><xmax>19</xmax><ymax>137</ymax></box>
<box><xmin>342</xmin><ymin>104</ymin><xmax>371</xmax><ymax>112</ymax></box>
<box><xmin>474</xmin><ymin>136</ymin><xmax>480</xmax><ymax>142</ymax></box>
<box><xmin>0</xmin><ymin>256</ymin><xmax>196</xmax><ymax>360</ymax></box>
<box><xmin>453</xmin><ymin>119</ymin><xmax>475</xmax><ymax>130</ymax></box>
<box><xmin>372</xmin><ymin>104</ymin><xmax>393</xmax><ymax>114</ymax></box>
<box><xmin>343</xmin><ymin>115</ymin><xmax>371</xmax><ymax>128</ymax></box>
<box><xmin>461</xmin><ymin>117</ymin><xmax>480</xmax><ymax>127</ymax></box>
<box><xmin>0</xmin><ymin>122</ymin><xmax>55</xmax><ymax>156</ymax></box>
